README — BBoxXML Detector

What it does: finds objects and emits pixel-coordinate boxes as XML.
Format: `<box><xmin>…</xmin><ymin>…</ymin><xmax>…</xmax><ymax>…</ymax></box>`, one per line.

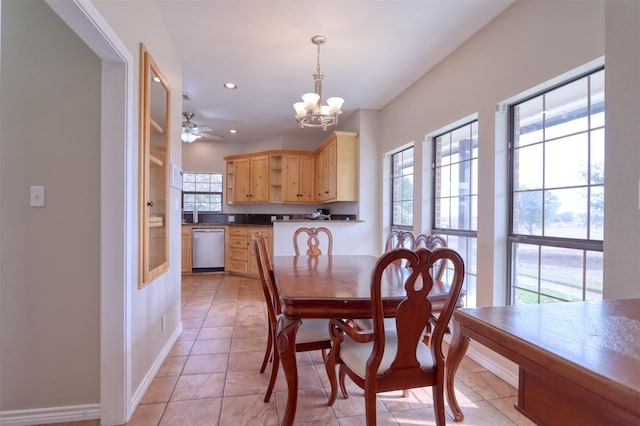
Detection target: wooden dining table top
<box><xmin>272</xmin><ymin>254</ymin><xmax>454</xmax><ymax>319</ymax></box>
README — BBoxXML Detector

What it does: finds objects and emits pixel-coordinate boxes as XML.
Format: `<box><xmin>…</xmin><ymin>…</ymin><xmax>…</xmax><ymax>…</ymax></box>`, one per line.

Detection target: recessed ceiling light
<box><xmin>223</xmin><ymin>82</ymin><xmax>238</xmax><ymax>90</ymax></box>
<box><xmin>229</xmin><ymin>129</ymin><xmax>237</xmax><ymax>134</ymax></box>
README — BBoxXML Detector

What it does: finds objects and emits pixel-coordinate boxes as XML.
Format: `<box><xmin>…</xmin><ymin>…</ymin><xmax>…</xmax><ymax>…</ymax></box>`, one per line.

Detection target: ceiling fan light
<box><xmin>181</xmin><ymin>130</ymin><xmax>198</xmax><ymax>143</ymax></box>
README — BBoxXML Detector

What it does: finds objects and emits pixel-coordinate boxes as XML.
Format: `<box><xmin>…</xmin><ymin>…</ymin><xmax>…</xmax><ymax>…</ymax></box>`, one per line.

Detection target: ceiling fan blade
<box><xmin>199</xmin><ymin>132</ymin><xmax>223</xmax><ymax>141</ymax></box>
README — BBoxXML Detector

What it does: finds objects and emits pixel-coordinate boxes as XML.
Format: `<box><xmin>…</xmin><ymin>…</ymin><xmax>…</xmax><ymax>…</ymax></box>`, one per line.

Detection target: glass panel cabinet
<box><xmin>139</xmin><ymin>44</ymin><xmax>170</xmax><ymax>287</ymax></box>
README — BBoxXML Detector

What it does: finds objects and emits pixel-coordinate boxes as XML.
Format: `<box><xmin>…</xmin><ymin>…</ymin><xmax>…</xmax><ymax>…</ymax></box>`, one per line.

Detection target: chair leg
<box><xmin>324</xmin><ymin>348</ymin><xmax>339</xmax><ymax>405</ymax></box>
<box><xmin>402</xmin><ymin>389</ymin><xmax>409</xmax><ymax>398</ymax></box>
<box><xmin>263</xmin><ymin>345</ymin><xmax>279</xmax><ymax>403</ymax></box>
<box><xmin>260</xmin><ymin>323</ymin><xmax>272</xmax><ymax>374</ymax></box>
<box><xmin>432</xmin><ymin>384</ymin><xmax>446</xmax><ymax>426</ymax></box>
<box><xmin>338</xmin><ymin>364</ymin><xmax>349</xmax><ymax>399</ymax></box>
<box><xmin>364</xmin><ymin>381</ymin><xmax>377</xmax><ymax>426</ymax></box>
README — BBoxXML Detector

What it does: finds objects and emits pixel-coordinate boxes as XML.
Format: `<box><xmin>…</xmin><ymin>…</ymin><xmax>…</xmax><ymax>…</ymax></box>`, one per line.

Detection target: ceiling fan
<box><xmin>181</xmin><ymin>112</ymin><xmax>223</xmax><ymax>143</ymax></box>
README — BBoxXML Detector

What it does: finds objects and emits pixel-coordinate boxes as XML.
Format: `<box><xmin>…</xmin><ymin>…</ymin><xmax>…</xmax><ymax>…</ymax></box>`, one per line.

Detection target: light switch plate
<box><xmin>30</xmin><ymin>185</ymin><xmax>45</xmax><ymax>207</ymax></box>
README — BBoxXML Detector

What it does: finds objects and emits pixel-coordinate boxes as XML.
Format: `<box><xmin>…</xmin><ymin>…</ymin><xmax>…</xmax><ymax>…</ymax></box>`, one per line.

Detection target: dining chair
<box><xmin>384</xmin><ymin>229</ymin><xmax>416</xmax><ymax>252</ymax></box>
<box><xmin>293</xmin><ymin>226</ymin><xmax>333</xmax><ymax>256</ymax></box>
<box><xmin>324</xmin><ymin>246</ymin><xmax>465</xmax><ymax>426</ymax></box>
<box><xmin>252</xmin><ymin>232</ymin><xmax>333</xmax><ymax>402</ymax></box>
<box><xmin>414</xmin><ymin>234</ymin><xmax>465</xmax><ymax>345</ymax></box>
<box><xmin>414</xmin><ymin>234</ymin><xmax>448</xmax><ymax>281</ymax></box>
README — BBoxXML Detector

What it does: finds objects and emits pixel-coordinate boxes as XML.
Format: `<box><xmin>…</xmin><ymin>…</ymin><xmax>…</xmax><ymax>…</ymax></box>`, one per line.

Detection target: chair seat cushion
<box><xmin>296</xmin><ymin>318</ymin><xmax>330</xmax><ymax>344</ymax></box>
<box><xmin>339</xmin><ymin>331</ymin><xmax>434</xmax><ymax>379</ymax></box>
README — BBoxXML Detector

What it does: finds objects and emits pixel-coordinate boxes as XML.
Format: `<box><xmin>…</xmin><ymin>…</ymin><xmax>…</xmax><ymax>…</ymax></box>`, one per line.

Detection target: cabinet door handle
<box><xmin>147</xmin><ymin>201</ymin><xmax>154</xmax><ymax>207</ymax></box>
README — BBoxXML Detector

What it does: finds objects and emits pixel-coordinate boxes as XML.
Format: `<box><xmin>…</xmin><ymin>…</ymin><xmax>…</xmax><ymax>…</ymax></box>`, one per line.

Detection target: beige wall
<box><xmin>603</xmin><ymin>0</ymin><xmax>640</xmax><ymax>299</ymax></box>
<box><xmin>92</xmin><ymin>0</ymin><xmax>184</xmax><ymax>400</ymax></box>
<box><xmin>0</xmin><ymin>0</ymin><xmax>101</xmax><ymax>409</ymax></box>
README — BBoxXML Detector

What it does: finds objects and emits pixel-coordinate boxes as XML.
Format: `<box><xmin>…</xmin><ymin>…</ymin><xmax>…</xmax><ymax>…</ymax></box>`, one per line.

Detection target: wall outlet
<box><xmin>283</xmin><ymin>215</ymin><xmax>290</xmax><ymax>221</ymax></box>
<box><xmin>161</xmin><ymin>314</ymin><xmax>166</xmax><ymax>333</ymax></box>
<box><xmin>271</xmin><ymin>216</ymin><xmax>277</xmax><ymax>222</ymax></box>
<box><xmin>228</xmin><ymin>215</ymin><xmax>235</xmax><ymax>223</ymax></box>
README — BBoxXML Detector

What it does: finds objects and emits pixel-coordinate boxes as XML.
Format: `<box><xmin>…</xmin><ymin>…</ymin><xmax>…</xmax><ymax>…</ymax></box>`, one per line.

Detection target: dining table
<box><xmin>271</xmin><ymin>254</ymin><xmax>465</xmax><ymax>426</ymax></box>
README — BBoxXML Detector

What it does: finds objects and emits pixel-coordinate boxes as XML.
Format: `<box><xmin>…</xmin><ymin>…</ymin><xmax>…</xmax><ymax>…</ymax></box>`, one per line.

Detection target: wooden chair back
<box><xmin>293</xmin><ymin>226</ymin><xmax>333</xmax><ymax>256</ymax></box>
<box><xmin>414</xmin><ymin>234</ymin><xmax>448</xmax><ymax>281</ymax></box>
<box><xmin>384</xmin><ymin>230</ymin><xmax>416</xmax><ymax>252</ymax></box>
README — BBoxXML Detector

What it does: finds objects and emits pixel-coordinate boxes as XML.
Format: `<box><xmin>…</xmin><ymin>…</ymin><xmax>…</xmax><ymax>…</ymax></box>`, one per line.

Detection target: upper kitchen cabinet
<box><xmin>281</xmin><ymin>153</ymin><xmax>315</xmax><ymax>203</ymax></box>
<box><xmin>138</xmin><ymin>44</ymin><xmax>170</xmax><ymax>287</ymax></box>
<box><xmin>226</xmin><ymin>154</ymin><xmax>269</xmax><ymax>203</ymax></box>
<box><xmin>315</xmin><ymin>131</ymin><xmax>358</xmax><ymax>203</ymax></box>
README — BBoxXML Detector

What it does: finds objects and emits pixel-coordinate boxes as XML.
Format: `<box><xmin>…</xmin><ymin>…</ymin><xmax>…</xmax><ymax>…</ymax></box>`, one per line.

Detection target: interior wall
<box><xmin>0</xmin><ymin>0</ymin><xmax>101</xmax><ymax>409</ymax></box>
<box><xmin>603</xmin><ymin>0</ymin><xmax>640</xmax><ymax>299</ymax></box>
<box><xmin>379</xmin><ymin>0</ymin><xmax>605</xmax><ymax>306</ymax></box>
<box><xmin>92</xmin><ymin>0</ymin><xmax>184</xmax><ymax>402</ymax></box>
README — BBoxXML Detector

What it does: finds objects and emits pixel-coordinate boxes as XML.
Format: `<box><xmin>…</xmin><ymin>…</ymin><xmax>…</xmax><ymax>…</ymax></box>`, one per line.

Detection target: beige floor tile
<box><xmin>191</xmin><ymin>338</ymin><xmax>232</xmax><ymax>355</ymax></box>
<box><xmin>140</xmin><ymin>376</ymin><xmax>179</xmax><ymax>404</ymax></box>
<box><xmin>177</xmin><ymin>329</ymin><xmax>199</xmax><ymax>341</ymax></box>
<box><xmin>488</xmin><ymin>396</ymin><xmax>537</xmax><ymax>426</ymax></box>
<box><xmin>157</xmin><ymin>356</ymin><xmax>187</xmax><ymax>377</ymax></box>
<box><xmin>124</xmin><ymin>402</ymin><xmax>165</xmax><ymax>425</ymax></box>
<box><xmin>170</xmin><ymin>372</ymin><xmax>226</xmax><ymax>401</ymax></box>
<box><xmin>274</xmin><ymin>388</ymin><xmax>336</xmax><ymax>424</ymax></box>
<box><xmin>219</xmin><ymin>393</ymin><xmax>278</xmax><ymax>425</ymax></box>
<box><xmin>198</xmin><ymin>326</ymin><xmax>233</xmax><ymax>340</ymax></box>
<box><xmin>168</xmin><ymin>340</ymin><xmax>194</xmax><ymax>357</ymax></box>
<box><xmin>159</xmin><ymin>397</ymin><xmax>222</xmax><ymax>426</ymax></box>
<box><xmin>457</xmin><ymin>371</ymin><xmax>517</xmax><ymax>401</ymax></box>
<box><xmin>451</xmin><ymin>399</ymin><xmax>517</xmax><ymax>425</ymax></box>
<box><xmin>231</xmin><ymin>336</ymin><xmax>268</xmax><ymax>352</ymax></box>
<box><xmin>224</xmin><ymin>369</ymin><xmax>285</xmax><ymax>397</ymax></box>
<box><xmin>182</xmin><ymin>353</ymin><xmax>229</xmax><ymax>375</ymax></box>
<box><xmin>181</xmin><ymin>317</ymin><xmax>205</xmax><ymax>330</ymax></box>
<box><xmin>228</xmin><ymin>349</ymin><xmax>269</xmax><ymax>372</ymax></box>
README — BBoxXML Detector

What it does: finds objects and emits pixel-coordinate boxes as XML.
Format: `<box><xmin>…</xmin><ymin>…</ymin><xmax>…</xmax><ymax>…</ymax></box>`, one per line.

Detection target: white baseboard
<box><xmin>0</xmin><ymin>404</ymin><xmax>100</xmax><ymax>426</ymax></box>
<box><xmin>129</xmin><ymin>322</ymin><xmax>183</xmax><ymax>414</ymax></box>
<box><xmin>0</xmin><ymin>323</ymin><xmax>182</xmax><ymax>426</ymax></box>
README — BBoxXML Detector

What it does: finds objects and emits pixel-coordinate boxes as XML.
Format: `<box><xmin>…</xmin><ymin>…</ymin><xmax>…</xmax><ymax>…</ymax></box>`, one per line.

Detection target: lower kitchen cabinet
<box><xmin>225</xmin><ymin>226</ymin><xmax>272</xmax><ymax>277</ymax></box>
<box><xmin>181</xmin><ymin>226</ymin><xmax>193</xmax><ymax>273</ymax></box>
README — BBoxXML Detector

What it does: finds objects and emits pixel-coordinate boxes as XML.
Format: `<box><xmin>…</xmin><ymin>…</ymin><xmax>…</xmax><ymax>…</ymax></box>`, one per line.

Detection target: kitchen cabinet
<box><xmin>315</xmin><ymin>131</ymin><xmax>358</xmax><ymax>203</ymax></box>
<box><xmin>226</xmin><ymin>154</ymin><xmax>269</xmax><ymax>203</ymax></box>
<box><xmin>181</xmin><ymin>226</ymin><xmax>193</xmax><ymax>273</ymax></box>
<box><xmin>225</xmin><ymin>226</ymin><xmax>272</xmax><ymax>277</ymax></box>
<box><xmin>282</xmin><ymin>153</ymin><xmax>315</xmax><ymax>203</ymax></box>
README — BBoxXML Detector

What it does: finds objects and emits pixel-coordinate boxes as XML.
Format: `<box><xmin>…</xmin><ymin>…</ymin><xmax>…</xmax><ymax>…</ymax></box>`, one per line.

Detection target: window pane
<box><xmin>545</xmin><ymin>78</ymin><xmax>588</xmax><ymax>140</ymax></box>
<box><xmin>544</xmin><ymin>187</ymin><xmax>587</xmax><ymax>239</ymax></box>
<box><xmin>514</xmin><ymin>190</ymin><xmax>543</xmax><ymax>236</ymax></box>
<box><xmin>590</xmin><ymin>186</ymin><xmax>604</xmax><ymax>240</ymax></box>
<box><xmin>182</xmin><ymin>172</ymin><xmax>223</xmax><ymax>213</ymax></box>
<box><xmin>515</xmin><ymin>95</ymin><xmax>544</xmax><ymax>147</ymax></box>
<box><xmin>539</xmin><ymin>246</ymin><xmax>584</xmax><ymax>302</ymax></box>
<box><xmin>585</xmin><ymin>251</ymin><xmax>603</xmax><ymax>300</ymax></box>
<box><xmin>512</xmin><ymin>243</ymin><xmax>539</xmax><ymax>296</ymax></box>
<box><xmin>391</xmin><ymin>146</ymin><xmax>414</xmax><ymax>227</ymax></box>
<box><xmin>544</xmin><ymin>134</ymin><xmax>588</xmax><ymax>188</ymax></box>
<box><xmin>514</xmin><ymin>143</ymin><xmax>543</xmax><ymax>190</ymax></box>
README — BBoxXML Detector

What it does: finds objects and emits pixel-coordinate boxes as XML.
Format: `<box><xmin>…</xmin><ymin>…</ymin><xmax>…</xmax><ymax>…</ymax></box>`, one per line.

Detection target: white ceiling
<box><xmin>156</xmin><ymin>0</ymin><xmax>515</xmax><ymax>144</ymax></box>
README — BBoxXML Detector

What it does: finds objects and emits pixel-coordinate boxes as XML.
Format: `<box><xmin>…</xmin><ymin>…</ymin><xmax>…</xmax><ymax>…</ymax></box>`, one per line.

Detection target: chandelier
<box><xmin>293</xmin><ymin>35</ymin><xmax>344</xmax><ymax>130</ymax></box>
<box><xmin>181</xmin><ymin>112</ymin><xmax>201</xmax><ymax>143</ymax></box>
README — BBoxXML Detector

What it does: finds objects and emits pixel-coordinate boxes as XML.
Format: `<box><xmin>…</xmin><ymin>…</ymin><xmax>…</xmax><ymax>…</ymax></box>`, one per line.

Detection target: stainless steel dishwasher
<box><xmin>192</xmin><ymin>228</ymin><xmax>225</xmax><ymax>272</ymax></box>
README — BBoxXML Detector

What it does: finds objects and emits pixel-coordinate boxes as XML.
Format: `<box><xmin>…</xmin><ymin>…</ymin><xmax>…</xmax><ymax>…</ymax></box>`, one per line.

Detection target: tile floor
<box><xmin>47</xmin><ymin>273</ymin><xmax>537</xmax><ymax>425</ymax></box>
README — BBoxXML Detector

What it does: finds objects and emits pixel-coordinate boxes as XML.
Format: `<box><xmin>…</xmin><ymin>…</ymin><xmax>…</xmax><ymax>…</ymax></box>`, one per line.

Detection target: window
<box><xmin>509</xmin><ymin>68</ymin><xmax>604</xmax><ymax>304</ymax></box>
<box><xmin>391</xmin><ymin>146</ymin><xmax>414</xmax><ymax>228</ymax></box>
<box><xmin>432</xmin><ymin>121</ymin><xmax>478</xmax><ymax>308</ymax></box>
<box><xmin>182</xmin><ymin>172</ymin><xmax>223</xmax><ymax>212</ymax></box>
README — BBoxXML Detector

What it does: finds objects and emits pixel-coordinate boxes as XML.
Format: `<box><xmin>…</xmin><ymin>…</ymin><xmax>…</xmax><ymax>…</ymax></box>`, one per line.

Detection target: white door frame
<box><xmin>45</xmin><ymin>1</ymin><xmax>133</xmax><ymax>424</ymax></box>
